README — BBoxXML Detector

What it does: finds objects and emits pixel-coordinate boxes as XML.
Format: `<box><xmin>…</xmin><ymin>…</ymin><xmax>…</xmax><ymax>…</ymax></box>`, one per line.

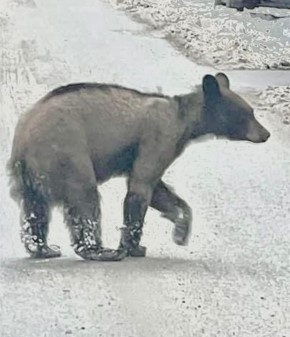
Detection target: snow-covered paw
<box><xmin>173</xmin><ymin>220</ymin><xmax>191</xmax><ymax>246</ymax></box>
<box><xmin>127</xmin><ymin>245</ymin><xmax>147</xmax><ymax>257</ymax></box>
<box><xmin>76</xmin><ymin>246</ymin><xmax>127</xmax><ymax>261</ymax></box>
<box><xmin>32</xmin><ymin>244</ymin><xmax>62</xmax><ymax>259</ymax></box>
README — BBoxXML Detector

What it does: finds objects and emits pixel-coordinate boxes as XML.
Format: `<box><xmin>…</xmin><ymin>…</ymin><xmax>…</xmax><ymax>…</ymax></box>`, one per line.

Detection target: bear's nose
<box><xmin>246</xmin><ymin>120</ymin><xmax>271</xmax><ymax>143</ymax></box>
<box><xmin>262</xmin><ymin>129</ymin><xmax>271</xmax><ymax>142</ymax></box>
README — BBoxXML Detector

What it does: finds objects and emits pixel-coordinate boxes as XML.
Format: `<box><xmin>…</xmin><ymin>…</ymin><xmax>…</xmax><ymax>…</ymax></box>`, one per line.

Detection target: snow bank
<box><xmin>108</xmin><ymin>0</ymin><xmax>290</xmax><ymax>70</ymax></box>
<box><xmin>255</xmin><ymin>86</ymin><xmax>290</xmax><ymax>126</ymax></box>
<box><xmin>245</xmin><ymin>86</ymin><xmax>290</xmax><ymax>139</ymax></box>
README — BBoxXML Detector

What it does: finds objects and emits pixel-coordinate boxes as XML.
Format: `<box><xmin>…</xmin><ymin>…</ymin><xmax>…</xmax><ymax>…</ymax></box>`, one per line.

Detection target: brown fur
<box><xmin>7</xmin><ymin>73</ymin><xmax>271</xmax><ymax>260</ymax></box>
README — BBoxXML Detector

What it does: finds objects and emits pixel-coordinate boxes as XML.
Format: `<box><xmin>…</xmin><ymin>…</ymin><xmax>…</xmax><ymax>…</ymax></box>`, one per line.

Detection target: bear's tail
<box><xmin>7</xmin><ymin>157</ymin><xmax>29</xmax><ymax>205</ymax></box>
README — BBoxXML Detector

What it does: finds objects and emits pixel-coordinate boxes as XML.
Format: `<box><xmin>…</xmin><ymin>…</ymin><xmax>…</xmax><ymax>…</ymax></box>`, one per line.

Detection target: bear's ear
<box><xmin>202</xmin><ymin>74</ymin><xmax>221</xmax><ymax>99</ymax></box>
<box><xmin>215</xmin><ymin>72</ymin><xmax>230</xmax><ymax>89</ymax></box>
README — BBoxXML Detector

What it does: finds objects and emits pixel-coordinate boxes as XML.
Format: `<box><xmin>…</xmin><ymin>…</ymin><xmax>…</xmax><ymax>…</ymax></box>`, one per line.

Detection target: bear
<box><xmin>7</xmin><ymin>73</ymin><xmax>270</xmax><ymax>261</ymax></box>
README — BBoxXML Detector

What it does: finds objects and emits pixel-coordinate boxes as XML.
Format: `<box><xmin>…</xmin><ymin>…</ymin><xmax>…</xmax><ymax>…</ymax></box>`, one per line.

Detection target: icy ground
<box><xmin>0</xmin><ymin>0</ymin><xmax>290</xmax><ymax>336</ymax></box>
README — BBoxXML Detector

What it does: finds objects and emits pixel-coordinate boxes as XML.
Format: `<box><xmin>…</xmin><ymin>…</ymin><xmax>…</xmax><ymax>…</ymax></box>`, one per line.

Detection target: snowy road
<box><xmin>1</xmin><ymin>0</ymin><xmax>290</xmax><ymax>336</ymax></box>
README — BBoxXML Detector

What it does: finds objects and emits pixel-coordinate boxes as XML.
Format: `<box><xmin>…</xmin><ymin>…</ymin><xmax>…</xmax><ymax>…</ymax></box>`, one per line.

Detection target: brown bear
<box><xmin>7</xmin><ymin>73</ymin><xmax>270</xmax><ymax>261</ymax></box>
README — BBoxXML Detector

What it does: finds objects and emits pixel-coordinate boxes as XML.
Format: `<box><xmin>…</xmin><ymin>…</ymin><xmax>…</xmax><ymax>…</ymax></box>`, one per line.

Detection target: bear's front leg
<box><xmin>118</xmin><ymin>127</ymin><xmax>176</xmax><ymax>257</ymax></box>
<box><xmin>151</xmin><ymin>180</ymin><xmax>192</xmax><ymax>246</ymax></box>
<box><xmin>119</xmin><ymin>191</ymin><xmax>148</xmax><ymax>257</ymax></box>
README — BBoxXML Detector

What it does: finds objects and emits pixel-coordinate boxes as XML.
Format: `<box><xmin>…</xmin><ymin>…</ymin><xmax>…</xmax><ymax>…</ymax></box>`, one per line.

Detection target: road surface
<box><xmin>0</xmin><ymin>1</ymin><xmax>290</xmax><ymax>336</ymax></box>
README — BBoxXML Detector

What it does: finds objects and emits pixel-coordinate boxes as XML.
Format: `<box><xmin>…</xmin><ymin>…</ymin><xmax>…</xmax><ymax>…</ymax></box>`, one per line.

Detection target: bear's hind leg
<box><xmin>64</xmin><ymin>198</ymin><xmax>126</xmax><ymax>261</ymax></box>
<box><xmin>63</xmin><ymin>158</ymin><xmax>126</xmax><ymax>261</ymax></box>
<box><xmin>21</xmin><ymin>193</ymin><xmax>61</xmax><ymax>258</ymax></box>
